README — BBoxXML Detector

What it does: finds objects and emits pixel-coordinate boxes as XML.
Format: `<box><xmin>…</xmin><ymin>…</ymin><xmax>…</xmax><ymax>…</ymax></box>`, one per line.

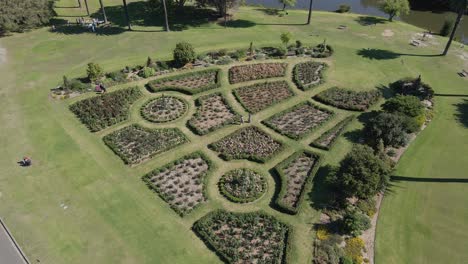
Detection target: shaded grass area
<box><xmin>0</xmin><ymin>1</ymin><xmax>467</xmax><ymax>263</ymax></box>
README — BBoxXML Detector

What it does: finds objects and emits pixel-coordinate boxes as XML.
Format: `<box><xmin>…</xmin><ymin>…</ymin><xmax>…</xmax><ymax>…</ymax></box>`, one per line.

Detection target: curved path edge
<box><xmin>0</xmin><ymin>217</ymin><xmax>30</xmax><ymax>264</ymax></box>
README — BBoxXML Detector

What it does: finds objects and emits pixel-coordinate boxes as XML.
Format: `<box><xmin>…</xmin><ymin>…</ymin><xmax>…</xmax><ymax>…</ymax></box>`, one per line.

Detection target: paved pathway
<box><xmin>0</xmin><ymin>218</ymin><xmax>28</xmax><ymax>264</ymax></box>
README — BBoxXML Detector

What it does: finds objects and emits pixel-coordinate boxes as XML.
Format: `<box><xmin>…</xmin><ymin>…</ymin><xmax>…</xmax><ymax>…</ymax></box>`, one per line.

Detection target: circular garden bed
<box><xmin>219</xmin><ymin>168</ymin><xmax>267</xmax><ymax>203</ymax></box>
<box><xmin>141</xmin><ymin>96</ymin><xmax>187</xmax><ymax>123</ymax></box>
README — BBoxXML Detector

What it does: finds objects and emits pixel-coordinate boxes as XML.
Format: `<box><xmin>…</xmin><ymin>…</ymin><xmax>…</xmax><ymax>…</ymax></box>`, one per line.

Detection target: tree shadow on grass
<box><xmin>376</xmin><ymin>84</ymin><xmax>394</xmax><ymax>99</ymax></box>
<box><xmin>357</xmin><ymin>48</ymin><xmax>443</xmax><ymax>60</ymax></box>
<box><xmin>222</xmin><ymin>19</ymin><xmax>256</xmax><ymax>28</ymax></box>
<box><xmin>254</xmin><ymin>8</ymin><xmax>280</xmax><ymax>16</ymax></box>
<box><xmin>268</xmin><ymin>168</ymin><xmax>292</xmax><ymax>214</ymax></box>
<box><xmin>355</xmin><ymin>16</ymin><xmax>387</xmax><ymax>26</ymax></box>
<box><xmin>51</xmin><ymin>24</ymin><xmax>126</xmax><ymax>35</ymax></box>
<box><xmin>343</xmin><ymin>129</ymin><xmax>363</xmax><ymax>144</ymax></box>
<box><xmin>308</xmin><ymin>165</ymin><xmax>342</xmax><ymax>211</ymax></box>
<box><xmin>91</xmin><ymin>2</ymin><xmax>219</xmax><ymax>32</ymax></box>
<box><xmin>454</xmin><ymin>99</ymin><xmax>468</xmax><ymax>128</ymax></box>
<box><xmin>391</xmin><ymin>175</ymin><xmax>468</xmax><ymax>183</ymax></box>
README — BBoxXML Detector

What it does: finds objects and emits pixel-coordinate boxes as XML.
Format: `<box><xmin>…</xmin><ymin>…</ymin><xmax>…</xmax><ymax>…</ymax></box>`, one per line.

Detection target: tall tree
<box><xmin>122</xmin><ymin>0</ymin><xmax>132</xmax><ymax>30</ymax></box>
<box><xmin>379</xmin><ymin>0</ymin><xmax>410</xmax><ymax>22</ymax></box>
<box><xmin>162</xmin><ymin>0</ymin><xmax>170</xmax><ymax>32</ymax></box>
<box><xmin>442</xmin><ymin>0</ymin><xmax>468</xmax><ymax>55</ymax></box>
<box><xmin>195</xmin><ymin>0</ymin><xmax>241</xmax><ymax>17</ymax></box>
<box><xmin>0</xmin><ymin>0</ymin><xmax>56</xmax><ymax>33</ymax></box>
<box><xmin>279</xmin><ymin>0</ymin><xmax>296</xmax><ymax>11</ymax></box>
<box><xmin>98</xmin><ymin>0</ymin><xmax>108</xmax><ymax>23</ymax></box>
<box><xmin>307</xmin><ymin>0</ymin><xmax>314</xmax><ymax>24</ymax></box>
<box><xmin>84</xmin><ymin>0</ymin><xmax>90</xmax><ymax>15</ymax></box>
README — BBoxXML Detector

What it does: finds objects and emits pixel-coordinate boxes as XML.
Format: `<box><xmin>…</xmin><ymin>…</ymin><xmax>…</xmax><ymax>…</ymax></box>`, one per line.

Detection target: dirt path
<box><xmin>0</xmin><ymin>46</ymin><xmax>6</xmax><ymax>65</ymax></box>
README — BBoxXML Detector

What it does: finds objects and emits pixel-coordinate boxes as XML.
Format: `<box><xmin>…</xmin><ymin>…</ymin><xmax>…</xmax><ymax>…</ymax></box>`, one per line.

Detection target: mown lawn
<box><xmin>0</xmin><ymin>0</ymin><xmax>467</xmax><ymax>263</ymax></box>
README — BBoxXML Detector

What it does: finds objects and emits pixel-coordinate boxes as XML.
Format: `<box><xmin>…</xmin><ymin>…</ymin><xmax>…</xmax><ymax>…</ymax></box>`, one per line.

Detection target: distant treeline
<box><xmin>410</xmin><ymin>0</ymin><xmax>456</xmax><ymax>12</ymax></box>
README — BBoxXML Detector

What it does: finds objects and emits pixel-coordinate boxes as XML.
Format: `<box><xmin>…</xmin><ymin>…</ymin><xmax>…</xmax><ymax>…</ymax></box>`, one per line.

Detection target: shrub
<box><xmin>280</xmin><ymin>32</ymin><xmax>293</xmax><ymax>46</ymax></box>
<box><xmin>440</xmin><ymin>19</ymin><xmax>453</xmax><ymax>37</ymax></box>
<box><xmin>275</xmin><ymin>45</ymin><xmax>288</xmax><ymax>56</ymax></box>
<box><xmin>296</xmin><ymin>40</ymin><xmax>303</xmax><ymax>48</ymax></box>
<box><xmin>231</xmin><ymin>49</ymin><xmax>246</xmax><ymax>59</ymax></box>
<box><xmin>139</xmin><ymin>66</ymin><xmax>156</xmax><ymax>78</ymax></box>
<box><xmin>314</xmin><ymin>235</ymin><xmax>344</xmax><ymax>264</ymax></box>
<box><xmin>342</xmin><ymin>209</ymin><xmax>371</xmax><ymax>236</ymax></box>
<box><xmin>106</xmin><ymin>70</ymin><xmax>127</xmax><ymax>83</ymax></box>
<box><xmin>344</xmin><ymin>237</ymin><xmax>365</xmax><ymax>264</ymax></box>
<box><xmin>389</xmin><ymin>77</ymin><xmax>434</xmax><ymax>100</ymax></box>
<box><xmin>173</xmin><ymin>42</ymin><xmax>196</xmax><ymax>67</ymax></box>
<box><xmin>382</xmin><ymin>95</ymin><xmax>424</xmax><ymax>117</ymax></box>
<box><xmin>337</xmin><ymin>4</ymin><xmax>351</xmax><ymax>13</ymax></box>
<box><xmin>146</xmin><ymin>56</ymin><xmax>155</xmax><ymax>67</ymax></box>
<box><xmin>86</xmin><ymin>62</ymin><xmax>104</xmax><ymax>82</ymax></box>
<box><xmin>363</xmin><ymin>111</ymin><xmax>410</xmax><ymax>147</ymax></box>
<box><xmin>157</xmin><ymin>60</ymin><xmax>170</xmax><ymax>70</ymax></box>
<box><xmin>328</xmin><ymin>144</ymin><xmax>392</xmax><ymax>199</ymax></box>
<box><xmin>63</xmin><ymin>76</ymin><xmax>88</xmax><ymax>92</ymax></box>
<box><xmin>316</xmin><ymin>225</ymin><xmax>330</xmax><ymax>240</ymax></box>
<box><xmin>357</xmin><ymin>198</ymin><xmax>377</xmax><ymax>217</ymax></box>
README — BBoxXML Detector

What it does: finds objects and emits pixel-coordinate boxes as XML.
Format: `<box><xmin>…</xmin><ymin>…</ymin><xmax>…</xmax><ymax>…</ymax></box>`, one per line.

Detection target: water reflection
<box><xmin>246</xmin><ymin>0</ymin><xmax>468</xmax><ymax>43</ymax></box>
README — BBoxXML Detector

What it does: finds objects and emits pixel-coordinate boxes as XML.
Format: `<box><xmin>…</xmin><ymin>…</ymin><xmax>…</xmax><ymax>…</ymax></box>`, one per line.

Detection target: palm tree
<box><xmin>443</xmin><ymin>0</ymin><xmax>468</xmax><ymax>56</ymax></box>
<box><xmin>83</xmin><ymin>0</ymin><xmax>90</xmax><ymax>15</ymax></box>
<box><xmin>307</xmin><ymin>0</ymin><xmax>314</xmax><ymax>24</ymax></box>
<box><xmin>99</xmin><ymin>0</ymin><xmax>108</xmax><ymax>23</ymax></box>
<box><xmin>162</xmin><ymin>0</ymin><xmax>170</xmax><ymax>32</ymax></box>
<box><xmin>122</xmin><ymin>0</ymin><xmax>132</xmax><ymax>30</ymax></box>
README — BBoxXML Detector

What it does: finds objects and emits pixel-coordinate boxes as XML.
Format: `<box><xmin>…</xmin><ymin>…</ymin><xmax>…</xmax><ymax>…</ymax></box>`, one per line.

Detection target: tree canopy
<box><xmin>279</xmin><ymin>0</ymin><xmax>297</xmax><ymax>11</ymax></box>
<box><xmin>364</xmin><ymin>111</ymin><xmax>410</xmax><ymax>147</ymax></box>
<box><xmin>0</xmin><ymin>0</ymin><xmax>56</xmax><ymax>34</ymax></box>
<box><xmin>379</xmin><ymin>0</ymin><xmax>410</xmax><ymax>21</ymax></box>
<box><xmin>382</xmin><ymin>95</ymin><xmax>424</xmax><ymax>117</ymax></box>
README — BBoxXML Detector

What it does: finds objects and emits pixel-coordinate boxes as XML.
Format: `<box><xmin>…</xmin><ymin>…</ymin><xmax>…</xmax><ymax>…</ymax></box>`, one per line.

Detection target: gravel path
<box><xmin>0</xmin><ymin>218</ymin><xmax>29</xmax><ymax>264</ymax></box>
<box><xmin>0</xmin><ymin>47</ymin><xmax>6</xmax><ymax>65</ymax></box>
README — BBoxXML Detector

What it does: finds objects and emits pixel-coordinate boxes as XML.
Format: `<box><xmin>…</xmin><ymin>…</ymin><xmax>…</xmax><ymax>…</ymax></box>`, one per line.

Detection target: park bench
<box><xmin>458</xmin><ymin>69</ymin><xmax>468</xmax><ymax>77</ymax></box>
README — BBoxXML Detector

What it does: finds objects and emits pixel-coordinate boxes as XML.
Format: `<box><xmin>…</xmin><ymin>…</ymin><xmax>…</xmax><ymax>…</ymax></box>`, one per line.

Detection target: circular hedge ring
<box><xmin>141</xmin><ymin>96</ymin><xmax>188</xmax><ymax>123</ymax></box>
<box><xmin>219</xmin><ymin>168</ymin><xmax>267</xmax><ymax>203</ymax></box>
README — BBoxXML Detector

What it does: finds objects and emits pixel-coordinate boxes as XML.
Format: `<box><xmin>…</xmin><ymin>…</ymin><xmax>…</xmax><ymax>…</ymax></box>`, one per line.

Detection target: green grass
<box><xmin>0</xmin><ymin>0</ymin><xmax>467</xmax><ymax>263</ymax></box>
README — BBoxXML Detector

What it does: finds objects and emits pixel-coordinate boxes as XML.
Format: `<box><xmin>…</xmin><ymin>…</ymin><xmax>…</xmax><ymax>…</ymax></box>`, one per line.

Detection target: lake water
<box><xmin>246</xmin><ymin>0</ymin><xmax>468</xmax><ymax>43</ymax></box>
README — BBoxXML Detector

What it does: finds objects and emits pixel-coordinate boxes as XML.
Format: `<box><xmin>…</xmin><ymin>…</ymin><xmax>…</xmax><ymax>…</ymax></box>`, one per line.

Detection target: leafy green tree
<box><xmin>173</xmin><ymin>42</ymin><xmax>196</xmax><ymax>67</ymax></box>
<box><xmin>279</xmin><ymin>0</ymin><xmax>297</xmax><ymax>10</ymax></box>
<box><xmin>331</xmin><ymin>144</ymin><xmax>392</xmax><ymax>199</ymax></box>
<box><xmin>86</xmin><ymin>63</ymin><xmax>104</xmax><ymax>82</ymax></box>
<box><xmin>382</xmin><ymin>95</ymin><xmax>424</xmax><ymax>117</ymax></box>
<box><xmin>280</xmin><ymin>32</ymin><xmax>292</xmax><ymax>46</ymax></box>
<box><xmin>379</xmin><ymin>0</ymin><xmax>410</xmax><ymax>22</ymax></box>
<box><xmin>364</xmin><ymin>112</ymin><xmax>409</xmax><ymax>147</ymax></box>
<box><xmin>442</xmin><ymin>0</ymin><xmax>468</xmax><ymax>55</ymax></box>
<box><xmin>342</xmin><ymin>209</ymin><xmax>371</xmax><ymax>236</ymax></box>
<box><xmin>0</xmin><ymin>0</ymin><xmax>56</xmax><ymax>34</ymax></box>
<box><xmin>195</xmin><ymin>0</ymin><xmax>241</xmax><ymax>17</ymax></box>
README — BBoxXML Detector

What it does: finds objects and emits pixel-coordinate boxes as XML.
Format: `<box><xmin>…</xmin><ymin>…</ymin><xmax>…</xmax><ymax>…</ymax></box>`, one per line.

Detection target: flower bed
<box><xmin>142</xmin><ymin>152</ymin><xmax>212</xmax><ymax>216</ymax></box>
<box><xmin>275</xmin><ymin>151</ymin><xmax>322</xmax><ymax>214</ymax></box>
<box><xmin>193</xmin><ymin>210</ymin><xmax>290</xmax><ymax>264</ymax></box>
<box><xmin>103</xmin><ymin>124</ymin><xmax>188</xmax><ymax>165</ymax></box>
<box><xmin>69</xmin><ymin>87</ymin><xmax>142</xmax><ymax>132</ymax></box>
<box><xmin>228</xmin><ymin>63</ymin><xmax>287</xmax><ymax>84</ymax></box>
<box><xmin>310</xmin><ymin>43</ymin><xmax>334</xmax><ymax>58</ymax></box>
<box><xmin>311</xmin><ymin>116</ymin><xmax>354</xmax><ymax>150</ymax></box>
<box><xmin>187</xmin><ymin>93</ymin><xmax>241</xmax><ymax>135</ymax></box>
<box><xmin>146</xmin><ymin>68</ymin><xmax>221</xmax><ymax>94</ymax></box>
<box><xmin>141</xmin><ymin>96</ymin><xmax>188</xmax><ymax>123</ymax></box>
<box><xmin>314</xmin><ymin>87</ymin><xmax>381</xmax><ymax>111</ymax></box>
<box><xmin>293</xmin><ymin>61</ymin><xmax>328</xmax><ymax>90</ymax></box>
<box><xmin>219</xmin><ymin>169</ymin><xmax>267</xmax><ymax>203</ymax></box>
<box><xmin>233</xmin><ymin>81</ymin><xmax>294</xmax><ymax>113</ymax></box>
<box><xmin>263</xmin><ymin>102</ymin><xmax>334</xmax><ymax>140</ymax></box>
<box><xmin>209</xmin><ymin>126</ymin><xmax>282</xmax><ymax>163</ymax></box>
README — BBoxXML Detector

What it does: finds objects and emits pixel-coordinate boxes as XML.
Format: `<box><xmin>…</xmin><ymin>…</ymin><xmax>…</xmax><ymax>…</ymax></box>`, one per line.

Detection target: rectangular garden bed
<box><xmin>275</xmin><ymin>151</ymin><xmax>321</xmax><ymax>214</ymax></box>
<box><xmin>313</xmin><ymin>87</ymin><xmax>381</xmax><ymax>111</ymax></box>
<box><xmin>229</xmin><ymin>62</ymin><xmax>287</xmax><ymax>84</ymax></box>
<box><xmin>263</xmin><ymin>101</ymin><xmax>334</xmax><ymax>140</ymax></box>
<box><xmin>193</xmin><ymin>210</ymin><xmax>290</xmax><ymax>264</ymax></box>
<box><xmin>187</xmin><ymin>93</ymin><xmax>241</xmax><ymax>135</ymax></box>
<box><xmin>233</xmin><ymin>81</ymin><xmax>294</xmax><ymax>113</ymax></box>
<box><xmin>209</xmin><ymin>126</ymin><xmax>282</xmax><ymax>163</ymax></box>
<box><xmin>311</xmin><ymin>116</ymin><xmax>354</xmax><ymax>150</ymax></box>
<box><xmin>69</xmin><ymin>86</ymin><xmax>142</xmax><ymax>132</ymax></box>
<box><xmin>147</xmin><ymin>68</ymin><xmax>221</xmax><ymax>94</ymax></box>
<box><xmin>103</xmin><ymin>124</ymin><xmax>188</xmax><ymax>165</ymax></box>
<box><xmin>142</xmin><ymin>152</ymin><xmax>212</xmax><ymax>216</ymax></box>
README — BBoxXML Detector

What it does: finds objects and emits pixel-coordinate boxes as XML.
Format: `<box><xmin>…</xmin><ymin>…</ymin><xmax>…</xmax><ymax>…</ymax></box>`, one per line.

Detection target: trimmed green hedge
<box><xmin>187</xmin><ymin>93</ymin><xmax>241</xmax><ymax>135</ymax></box>
<box><xmin>193</xmin><ymin>210</ymin><xmax>292</xmax><ymax>264</ymax></box>
<box><xmin>311</xmin><ymin>116</ymin><xmax>354</xmax><ymax>150</ymax></box>
<box><xmin>146</xmin><ymin>68</ymin><xmax>221</xmax><ymax>95</ymax></box>
<box><xmin>274</xmin><ymin>150</ymin><xmax>322</xmax><ymax>214</ymax></box>
<box><xmin>142</xmin><ymin>151</ymin><xmax>213</xmax><ymax>216</ymax></box>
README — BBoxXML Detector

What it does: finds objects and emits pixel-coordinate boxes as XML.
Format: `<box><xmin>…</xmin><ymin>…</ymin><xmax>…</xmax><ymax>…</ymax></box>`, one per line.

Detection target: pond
<box><xmin>246</xmin><ymin>0</ymin><xmax>468</xmax><ymax>43</ymax></box>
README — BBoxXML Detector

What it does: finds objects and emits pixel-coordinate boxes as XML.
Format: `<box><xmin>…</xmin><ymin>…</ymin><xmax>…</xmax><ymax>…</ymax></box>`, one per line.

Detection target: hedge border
<box><xmin>311</xmin><ymin>115</ymin><xmax>354</xmax><ymax>151</ymax></box>
<box><xmin>262</xmin><ymin>101</ymin><xmax>335</xmax><ymax>140</ymax></box>
<box><xmin>140</xmin><ymin>95</ymin><xmax>189</xmax><ymax>123</ymax></box>
<box><xmin>313</xmin><ymin>87</ymin><xmax>381</xmax><ymax>112</ymax></box>
<box><xmin>102</xmin><ymin>124</ymin><xmax>189</xmax><ymax>165</ymax></box>
<box><xmin>208</xmin><ymin>126</ymin><xmax>284</xmax><ymax>163</ymax></box>
<box><xmin>142</xmin><ymin>151</ymin><xmax>214</xmax><ymax>217</ymax></box>
<box><xmin>274</xmin><ymin>150</ymin><xmax>322</xmax><ymax>215</ymax></box>
<box><xmin>228</xmin><ymin>62</ymin><xmax>288</xmax><ymax>84</ymax></box>
<box><xmin>232</xmin><ymin>80</ymin><xmax>296</xmax><ymax>114</ymax></box>
<box><xmin>218</xmin><ymin>168</ymin><xmax>268</xmax><ymax>203</ymax></box>
<box><xmin>146</xmin><ymin>68</ymin><xmax>222</xmax><ymax>95</ymax></box>
<box><xmin>192</xmin><ymin>210</ymin><xmax>292</xmax><ymax>264</ymax></box>
<box><xmin>69</xmin><ymin>86</ymin><xmax>143</xmax><ymax>132</ymax></box>
<box><xmin>187</xmin><ymin>92</ymin><xmax>242</xmax><ymax>135</ymax></box>
<box><xmin>292</xmin><ymin>61</ymin><xmax>328</xmax><ymax>91</ymax></box>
